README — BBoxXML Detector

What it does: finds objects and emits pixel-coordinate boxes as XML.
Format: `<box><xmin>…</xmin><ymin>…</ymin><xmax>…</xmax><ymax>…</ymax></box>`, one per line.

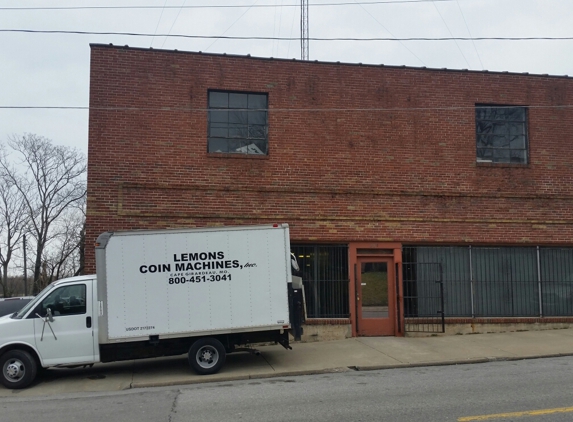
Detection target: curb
<box><xmin>129</xmin><ymin>353</ymin><xmax>573</xmax><ymax>389</ymax></box>
<box><xmin>131</xmin><ymin>367</ymin><xmax>352</xmax><ymax>389</ymax></box>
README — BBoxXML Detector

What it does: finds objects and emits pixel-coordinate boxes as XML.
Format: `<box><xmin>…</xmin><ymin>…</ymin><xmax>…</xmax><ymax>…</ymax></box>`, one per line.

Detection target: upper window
<box><xmin>475</xmin><ymin>105</ymin><xmax>528</xmax><ymax>164</ymax></box>
<box><xmin>208</xmin><ymin>91</ymin><xmax>268</xmax><ymax>155</ymax></box>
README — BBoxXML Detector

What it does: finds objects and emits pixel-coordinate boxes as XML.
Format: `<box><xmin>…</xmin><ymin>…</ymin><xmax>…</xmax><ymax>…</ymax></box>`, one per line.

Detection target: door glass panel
<box><xmin>36</xmin><ymin>284</ymin><xmax>87</xmax><ymax>317</ymax></box>
<box><xmin>361</xmin><ymin>262</ymin><xmax>388</xmax><ymax>318</ymax></box>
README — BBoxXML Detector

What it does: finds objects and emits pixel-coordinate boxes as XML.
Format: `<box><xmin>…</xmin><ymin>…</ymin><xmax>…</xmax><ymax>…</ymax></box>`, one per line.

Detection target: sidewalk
<box><xmin>3</xmin><ymin>328</ymin><xmax>573</xmax><ymax>397</ymax></box>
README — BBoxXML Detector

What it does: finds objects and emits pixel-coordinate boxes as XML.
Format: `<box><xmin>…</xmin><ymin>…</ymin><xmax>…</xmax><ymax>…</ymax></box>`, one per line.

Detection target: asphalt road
<box><xmin>2</xmin><ymin>356</ymin><xmax>573</xmax><ymax>422</ymax></box>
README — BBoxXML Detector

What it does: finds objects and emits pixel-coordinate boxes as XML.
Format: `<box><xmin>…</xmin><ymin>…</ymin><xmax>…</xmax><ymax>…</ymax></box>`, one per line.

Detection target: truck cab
<box><xmin>0</xmin><ymin>275</ymin><xmax>97</xmax><ymax>389</ymax></box>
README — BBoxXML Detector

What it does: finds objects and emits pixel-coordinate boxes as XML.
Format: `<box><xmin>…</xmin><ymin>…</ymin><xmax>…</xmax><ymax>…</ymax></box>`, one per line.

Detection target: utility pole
<box><xmin>23</xmin><ymin>234</ymin><xmax>27</xmax><ymax>296</ymax></box>
<box><xmin>301</xmin><ymin>0</ymin><xmax>309</xmax><ymax>60</ymax></box>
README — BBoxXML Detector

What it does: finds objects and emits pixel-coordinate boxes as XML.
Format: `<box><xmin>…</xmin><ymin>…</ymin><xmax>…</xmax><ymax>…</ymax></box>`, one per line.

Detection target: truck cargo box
<box><xmin>95</xmin><ymin>224</ymin><xmax>293</xmax><ymax>344</ymax></box>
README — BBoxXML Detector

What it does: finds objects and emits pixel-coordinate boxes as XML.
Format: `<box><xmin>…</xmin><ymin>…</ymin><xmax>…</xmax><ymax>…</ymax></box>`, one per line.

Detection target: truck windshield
<box><xmin>11</xmin><ymin>283</ymin><xmax>55</xmax><ymax>319</ymax></box>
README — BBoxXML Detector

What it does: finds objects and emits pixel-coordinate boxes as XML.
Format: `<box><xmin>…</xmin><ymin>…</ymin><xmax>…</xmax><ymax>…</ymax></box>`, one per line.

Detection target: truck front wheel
<box><xmin>0</xmin><ymin>350</ymin><xmax>38</xmax><ymax>389</ymax></box>
<box><xmin>188</xmin><ymin>338</ymin><xmax>226</xmax><ymax>375</ymax></box>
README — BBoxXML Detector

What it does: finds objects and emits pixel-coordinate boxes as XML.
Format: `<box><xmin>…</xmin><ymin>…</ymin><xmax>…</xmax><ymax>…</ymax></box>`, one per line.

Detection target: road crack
<box><xmin>168</xmin><ymin>389</ymin><xmax>182</xmax><ymax>422</ymax></box>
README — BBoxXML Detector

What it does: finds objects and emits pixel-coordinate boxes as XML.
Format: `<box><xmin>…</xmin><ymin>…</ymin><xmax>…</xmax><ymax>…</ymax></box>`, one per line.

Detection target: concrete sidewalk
<box><xmin>3</xmin><ymin>328</ymin><xmax>573</xmax><ymax>397</ymax></box>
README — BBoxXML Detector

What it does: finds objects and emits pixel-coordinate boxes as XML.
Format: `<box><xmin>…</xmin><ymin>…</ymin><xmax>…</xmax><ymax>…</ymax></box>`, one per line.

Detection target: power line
<box><xmin>352</xmin><ymin>0</ymin><xmax>426</xmax><ymax>66</ymax></box>
<box><xmin>150</xmin><ymin>0</ymin><xmax>169</xmax><ymax>48</ymax></box>
<box><xmin>456</xmin><ymin>0</ymin><xmax>484</xmax><ymax>70</ymax></box>
<box><xmin>204</xmin><ymin>0</ymin><xmax>261</xmax><ymax>52</ymax></box>
<box><xmin>2</xmin><ymin>29</ymin><xmax>572</xmax><ymax>42</ymax></box>
<box><xmin>431</xmin><ymin>1</ymin><xmax>471</xmax><ymax>68</ymax></box>
<box><xmin>272</xmin><ymin>0</ymin><xmax>286</xmax><ymax>57</ymax></box>
<box><xmin>1</xmin><ymin>105</ymin><xmax>572</xmax><ymax>111</ymax></box>
<box><xmin>286</xmin><ymin>0</ymin><xmax>298</xmax><ymax>58</ymax></box>
<box><xmin>160</xmin><ymin>0</ymin><xmax>189</xmax><ymax>49</ymax></box>
<box><xmin>0</xmin><ymin>1</ymin><xmax>483</xmax><ymax>11</ymax></box>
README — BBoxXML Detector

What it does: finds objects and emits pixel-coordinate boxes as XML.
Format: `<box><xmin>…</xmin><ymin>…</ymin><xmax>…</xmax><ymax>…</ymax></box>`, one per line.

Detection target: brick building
<box><xmin>87</xmin><ymin>44</ymin><xmax>573</xmax><ymax>338</ymax></box>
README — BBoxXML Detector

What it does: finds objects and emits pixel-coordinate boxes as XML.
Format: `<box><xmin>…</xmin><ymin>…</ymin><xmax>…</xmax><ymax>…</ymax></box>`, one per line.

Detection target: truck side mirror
<box><xmin>290</xmin><ymin>253</ymin><xmax>300</xmax><ymax>272</ymax></box>
<box><xmin>46</xmin><ymin>307</ymin><xmax>54</xmax><ymax>322</ymax></box>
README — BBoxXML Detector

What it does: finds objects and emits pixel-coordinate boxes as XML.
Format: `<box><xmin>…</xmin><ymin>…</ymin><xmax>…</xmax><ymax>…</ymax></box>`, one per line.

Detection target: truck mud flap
<box><xmin>278</xmin><ymin>332</ymin><xmax>292</xmax><ymax>350</ymax></box>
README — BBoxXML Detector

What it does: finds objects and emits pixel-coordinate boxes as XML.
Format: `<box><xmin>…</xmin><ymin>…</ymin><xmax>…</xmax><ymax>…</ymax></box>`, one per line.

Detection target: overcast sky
<box><xmin>1</xmin><ymin>0</ymin><xmax>572</xmax><ymax>155</ymax></box>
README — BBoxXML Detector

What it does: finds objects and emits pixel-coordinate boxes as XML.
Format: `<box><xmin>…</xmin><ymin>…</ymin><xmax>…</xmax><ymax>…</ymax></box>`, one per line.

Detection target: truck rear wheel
<box><xmin>0</xmin><ymin>350</ymin><xmax>37</xmax><ymax>389</ymax></box>
<box><xmin>188</xmin><ymin>338</ymin><xmax>226</xmax><ymax>375</ymax></box>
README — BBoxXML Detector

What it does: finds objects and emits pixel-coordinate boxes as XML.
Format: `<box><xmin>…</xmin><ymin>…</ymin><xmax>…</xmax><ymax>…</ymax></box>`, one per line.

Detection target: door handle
<box><xmin>86</xmin><ymin>316</ymin><xmax>92</xmax><ymax>328</ymax></box>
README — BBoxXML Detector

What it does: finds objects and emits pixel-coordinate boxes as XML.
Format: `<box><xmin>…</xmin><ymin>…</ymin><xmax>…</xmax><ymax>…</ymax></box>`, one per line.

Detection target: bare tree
<box><xmin>41</xmin><ymin>203</ymin><xmax>86</xmax><ymax>284</ymax></box>
<box><xmin>0</xmin><ymin>134</ymin><xmax>86</xmax><ymax>293</ymax></box>
<box><xmin>0</xmin><ymin>147</ymin><xmax>28</xmax><ymax>297</ymax></box>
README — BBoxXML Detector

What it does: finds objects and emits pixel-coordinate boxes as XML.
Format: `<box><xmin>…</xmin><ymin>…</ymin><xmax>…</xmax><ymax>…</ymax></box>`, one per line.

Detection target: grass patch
<box><xmin>361</xmin><ymin>271</ymin><xmax>388</xmax><ymax>306</ymax></box>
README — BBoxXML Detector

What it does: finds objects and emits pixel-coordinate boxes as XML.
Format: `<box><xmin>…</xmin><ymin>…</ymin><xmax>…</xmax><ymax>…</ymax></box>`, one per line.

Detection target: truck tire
<box><xmin>0</xmin><ymin>350</ymin><xmax>38</xmax><ymax>389</ymax></box>
<box><xmin>188</xmin><ymin>338</ymin><xmax>226</xmax><ymax>375</ymax></box>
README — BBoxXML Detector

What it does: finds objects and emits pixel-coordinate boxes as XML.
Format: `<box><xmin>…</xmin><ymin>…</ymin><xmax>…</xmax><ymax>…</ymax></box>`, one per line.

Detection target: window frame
<box><xmin>207</xmin><ymin>90</ymin><xmax>269</xmax><ymax>156</ymax></box>
<box><xmin>475</xmin><ymin>104</ymin><xmax>529</xmax><ymax>165</ymax></box>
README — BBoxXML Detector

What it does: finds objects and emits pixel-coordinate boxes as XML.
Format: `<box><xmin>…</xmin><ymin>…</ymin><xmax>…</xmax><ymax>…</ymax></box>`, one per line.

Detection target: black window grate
<box><xmin>291</xmin><ymin>245</ymin><xmax>349</xmax><ymax>318</ymax></box>
<box><xmin>403</xmin><ymin>246</ymin><xmax>573</xmax><ymax>318</ymax></box>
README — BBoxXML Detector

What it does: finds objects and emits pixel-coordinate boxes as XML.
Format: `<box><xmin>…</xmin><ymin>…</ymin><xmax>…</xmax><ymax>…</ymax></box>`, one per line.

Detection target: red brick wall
<box><xmin>86</xmin><ymin>44</ymin><xmax>573</xmax><ymax>273</ymax></box>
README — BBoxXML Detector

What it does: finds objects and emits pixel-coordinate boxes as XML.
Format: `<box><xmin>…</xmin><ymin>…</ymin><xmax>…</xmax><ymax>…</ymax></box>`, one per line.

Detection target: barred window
<box><xmin>208</xmin><ymin>91</ymin><xmax>268</xmax><ymax>155</ymax></box>
<box><xmin>476</xmin><ymin>105</ymin><xmax>528</xmax><ymax>164</ymax></box>
<box><xmin>403</xmin><ymin>245</ymin><xmax>573</xmax><ymax>318</ymax></box>
<box><xmin>291</xmin><ymin>245</ymin><xmax>349</xmax><ymax>318</ymax></box>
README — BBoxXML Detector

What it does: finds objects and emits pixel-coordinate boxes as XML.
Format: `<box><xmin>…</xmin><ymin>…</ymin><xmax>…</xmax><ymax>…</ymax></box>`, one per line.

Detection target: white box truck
<box><xmin>0</xmin><ymin>224</ymin><xmax>304</xmax><ymax>389</ymax></box>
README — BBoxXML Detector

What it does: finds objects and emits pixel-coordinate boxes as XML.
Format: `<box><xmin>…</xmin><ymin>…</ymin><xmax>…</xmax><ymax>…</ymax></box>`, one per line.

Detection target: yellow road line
<box><xmin>458</xmin><ymin>406</ymin><xmax>573</xmax><ymax>421</ymax></box>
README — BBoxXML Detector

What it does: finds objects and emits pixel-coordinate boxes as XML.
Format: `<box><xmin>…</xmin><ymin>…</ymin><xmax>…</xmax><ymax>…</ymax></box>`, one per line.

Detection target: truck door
<box><xmin>31</xmin><ymin>280</ymin><xmax>96</xmax><ymax>366</ymax></box>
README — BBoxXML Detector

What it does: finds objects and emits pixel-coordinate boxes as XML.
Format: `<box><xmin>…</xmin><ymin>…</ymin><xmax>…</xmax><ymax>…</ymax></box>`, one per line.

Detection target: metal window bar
<box><xmin>469</xmin><ymin>245</ymin><xmax>475</xmax><ymax>318</ymax></box>
<box><xmin>537</xmin><ymin>246</ymin><xmax>543</xmax><ymax>317</ymax></box>
<box><xmin>291</xmin><ymin>245</ymin><xmax>349</xmax><ymax>318</ymax></box>
<box><xmin>472</xmin><ymin>247</ymin><xmax>538</xmax><ymax>317</ymax></box>
<box><xmin>403</xmin><ymin>246</ymin><xmax>471</xmax><ymax>318</ymax></box>
<box><xmin>289</xmin><ymin>244</ymin><xmax>573</xmax><ymax>323</ymax></box>
<box><xmin>539</xmin><ymin>248</ymin><xmax>573</xmax><ymax>316</ymax></box>
<box><xmin>402</xmin><ymin>247</ymin><xmax>445</xmax><ymax>333</ymax></box>
<box><xmin>404</xmin><ymin>245</ymin><xmax>573</xmax><ymax>320</ymax></box>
